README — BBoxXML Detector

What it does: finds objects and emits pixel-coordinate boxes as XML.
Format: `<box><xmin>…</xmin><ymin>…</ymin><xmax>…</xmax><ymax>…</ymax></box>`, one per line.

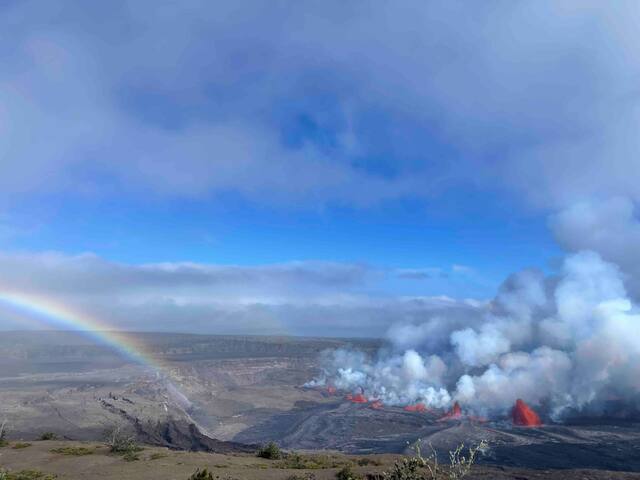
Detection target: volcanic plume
<box><xmin>512</xmin><ymin>399</ymin><xmax>542</xmax><ymax>427</ymax></box>
<box><xmin>310</xmin><ymin>251</ymin><xmax>640</xmax><ymax>420</ymax></box>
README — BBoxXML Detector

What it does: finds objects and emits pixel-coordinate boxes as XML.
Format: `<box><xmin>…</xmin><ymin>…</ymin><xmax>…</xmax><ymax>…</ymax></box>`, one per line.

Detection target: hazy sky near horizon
<box><xmin>1</xmin><ymin>1</ymin><xmax>640</xmax><ymax>336</ymax></box>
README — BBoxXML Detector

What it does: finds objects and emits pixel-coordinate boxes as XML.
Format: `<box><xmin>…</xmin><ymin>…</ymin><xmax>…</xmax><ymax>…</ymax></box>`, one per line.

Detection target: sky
<box><xmin>1</xmin><ymin>1</ymin><xmax>640</xmax><ymax>337</ymax></box>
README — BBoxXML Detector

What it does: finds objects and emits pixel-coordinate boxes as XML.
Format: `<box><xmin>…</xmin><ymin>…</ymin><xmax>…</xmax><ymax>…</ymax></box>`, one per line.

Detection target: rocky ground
<box><xmin>2</xmin><ymin>332</ymin><xmax>640</xmax><ymax>476</ymax></box>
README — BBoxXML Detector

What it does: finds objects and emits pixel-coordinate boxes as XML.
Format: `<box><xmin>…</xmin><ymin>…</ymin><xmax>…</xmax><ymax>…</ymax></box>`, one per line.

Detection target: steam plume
<box><xmin>311</xmin><ymin>251</ymin><xmax>640</xmax><ymax>419</ymax></box>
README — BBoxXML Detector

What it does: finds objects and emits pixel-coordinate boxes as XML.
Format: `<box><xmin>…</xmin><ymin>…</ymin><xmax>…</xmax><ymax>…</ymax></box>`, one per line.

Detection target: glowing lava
<box><xmin>326</xmin><ymin>386</ymin><xmax>337</xmax><ymax>395</ymax></box>
<box><xmin>438</xmin><ymin>401</ymin><xmax>463</xmax><ymax>421</ymax></box>
<box><xmin>511</xmin><ymin>399</ymin><xmax>542</xmax><ymax>427</ymax></box>
<box><xmin>370</xmin><ymin>400</ymin><xmax>384</xmax><ymax>409</ymax></box>
<box><xmin>404</xmin><ymin>402</ymin><xmax>428</xmax><ymax>413</ymax></box>
<box><xmin>352</xmin><ymin>393</ymin><xmax>368</xmax><ymax>403</ymax></box>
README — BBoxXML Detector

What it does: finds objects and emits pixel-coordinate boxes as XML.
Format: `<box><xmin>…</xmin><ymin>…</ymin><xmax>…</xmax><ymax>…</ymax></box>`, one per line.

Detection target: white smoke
<box><xmin>314</xmin><ymin>250</ymin><xmax>640</xmax><ymax>418</ymax></box>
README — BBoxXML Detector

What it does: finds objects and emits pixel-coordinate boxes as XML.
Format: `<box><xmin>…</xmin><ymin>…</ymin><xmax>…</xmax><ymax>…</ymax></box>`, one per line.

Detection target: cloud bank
<box><xmin>0</xmin><ymin>251</ymin><xmax>476</xmax><ymax>337</ymax></box>
<box><xmin>2</xmin><ymin>1</ymin><xmax>640</xmax><ymax>209</ymax></box>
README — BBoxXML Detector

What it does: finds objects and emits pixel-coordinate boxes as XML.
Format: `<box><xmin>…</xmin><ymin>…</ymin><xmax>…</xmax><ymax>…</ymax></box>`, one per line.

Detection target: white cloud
<box><xmin>1</xmin><ymin>1</ymin><xmax>640</xmax><ymax>210</ymax></box>
<box><xmin>0</xmin><ymin>250</ymin><xmax>480</xmax><ymax>337</ymax></box>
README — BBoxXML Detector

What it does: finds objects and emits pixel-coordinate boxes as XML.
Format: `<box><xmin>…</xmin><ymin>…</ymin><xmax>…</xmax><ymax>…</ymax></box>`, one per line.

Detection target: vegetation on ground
<box><xmin>256</xmin><ymin>441</ymin><xmax>282</xmax><ymax>460</ymax></box>
<box><xmin>103</xmin><ymin>424</ymin><xmax>143</xmax><ymax>461</ymax></box>
<box><xmin>10</xmin><ymin>444</ymin><xmax>31</xmax><ymax>450</ymax></box>
<box><xmin>49</xmin><ymin>446</ymin><xmax>94</xmax><ymax>456</ymax></box>
<box><xmin>0</xmin><ymin>420</ymin><xmax>8</xmax><ymax>447</ymax></box>
<box><xmin>381</xmin><ymin>441</ymin><xmax>488</xmax><ymax>480</ymax></box>
<box><xmin>0</xmin><ymin>469</ymin><xmax>56</xmax><ymax>480</ymax></box>
<box><xmin>335</xmin><ymin>465</ymin><xmax>362</xmax><ymax>480</ymax></box>
<box><xmin>187</xmin><ymin>469</ymin><xmax>225</xmax><ymax>480</ymax></box>
<box><xmin>276</xmin><ymin>453</ymin><xmax>350</xmax><ymax>470</ymax></box>
<box><xmin>149</xmin><ymin>452</ymin><xmax>169</xmax><ymax>460</ymax></box>
<box><xmin>38</xmin><ymin>433</ymin><xmax>57</xmax><ymax>441</ymax></box>
<box><xmin>186</xmin><ymin>469</ymin><xmax>240</xmax><ymax>480</ymax></box>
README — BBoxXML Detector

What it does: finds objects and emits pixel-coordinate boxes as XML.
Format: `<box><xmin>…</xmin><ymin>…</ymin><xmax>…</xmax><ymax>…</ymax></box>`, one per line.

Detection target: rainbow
<box><xmin>0</xmin><ymin>289</ymin><xmax>161</xmax><ymax>371</ymax></box>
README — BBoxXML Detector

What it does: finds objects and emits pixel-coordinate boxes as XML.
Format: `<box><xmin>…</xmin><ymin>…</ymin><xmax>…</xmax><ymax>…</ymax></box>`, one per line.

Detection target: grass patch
<box><xmin>122</xmin><ymin>451</ymin><xmax>141</xmax><ymax>462</ymax></box>
<box><xmin>11</xmin><ymin>443</ymin><xmax>31</xmax><ymax>450</ymax></box>
<box><xmin>0</xmin><ymin>470</ymin><xmax>56</xmax><ymax>480</ymax></box>
<box><xmin>148</xmin><ymin>452</ymin><xmax>169</xmax><ymax>460</ymax></box>
<box><xmin>276</xmin><ymin>453</ymin><xmax>350</xmax><ymax>470</ymax></box>
<box><xmin>50</xmin><ymin>446</ymin><xmax>95</xmax><ymax>456</ymax></box>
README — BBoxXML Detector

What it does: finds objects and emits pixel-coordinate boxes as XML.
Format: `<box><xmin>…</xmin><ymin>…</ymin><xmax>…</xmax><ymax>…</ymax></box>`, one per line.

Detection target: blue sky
<box><xmin>5</xmin><ymin>190</ymin><xmax>559</xmax><ymax>299</ymax></box>
<box><xmin>1</xmin><ymin>1</ymin><xmax>639</xmax><ymax>335</ymax></box>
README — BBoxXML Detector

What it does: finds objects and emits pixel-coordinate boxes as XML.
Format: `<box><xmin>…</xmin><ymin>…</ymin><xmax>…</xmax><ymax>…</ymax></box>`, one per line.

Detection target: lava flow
<box><xmin>511</xmin><ymin>399</ymin><xmax>542</xmax><ymax>427</ymax></box>
<box><xmin>370</xmin><ymin>400</ymin><xmax>384</xmax><ymax>409</ymax></box>
<box><xmin>346</xmin><ymin>393</ymin><xmax>368</xmax><ymax>403</ymax></box>
<box><xmin>438</xmin><ymin>401</ymin><xmax>463</xmax><ymax>421</ymax></box>
<box><xmin>404</xmin><ymin>402</ymin><xmax>428</xmax><ymax>413</ymax></box>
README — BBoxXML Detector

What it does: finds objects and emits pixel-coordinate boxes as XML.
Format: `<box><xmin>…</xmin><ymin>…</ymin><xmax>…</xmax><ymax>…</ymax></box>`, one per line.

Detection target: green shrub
<box><xmin>122</xmin><ymin>451</ymin><xmax>141</xmax><ymax>462</ymax></box>
<box><xmin>149</xmin><ymin>452</ymin><xmax>169</xmax><ymax>460</ymax></box>
<box><xmin>286</xmin><ymin>475</ymin><xmax>317</xmax><ymax>480</ymax></box>
<box><xmin>11</xmin><ymin>443</ymin><xmax>31</xmax><ymax>450</ymax></box>
<box><xmin>188</xmin><ymin>469</ymin><xmax>215</xmax><ymax>480</ymax></box>
<box><xmin>381</xmin><ymin>441</ymin><xmax>488</xmax><ymax>480</ymax></box>
<box><xmin>38</xmin><ymin>433</ymin><xmax>57</xmax><ymax>441</ymax></box>
<box><xmin>276</xmin><ymin>453</ymin><xmax>347</xmax><ymax>470</ymax></box>
<box><xmin>382</xmin><ymin>456</ymin><xmax>426</xmax><ymax>480</ymax></box>
<box><xmin>336</xmin><ymin>465</ymin><xmax>362</xmax><ymax>480</ymax></box>
<box><xmin>103</xmin><ymin>425</ymin><xmax>143</xmax><ymax>459</ymax></box>
<box><xmin>257</xmin><ymin>441</ymin><xmax>281</xmax><ymax>460</ymax></box>
<box><xmin>0</xmin><ymin>420</ymin><xmax>8</xmax><ymax>447</ymax></box>
<box><xmin>50</xmin><ymin>446</ymin><xmax>94</xmax><ymax>456</ymax></box>
<box><xmin>1</xmin><ymin>470</ymin><xmax>56</xmax><ymax>480</ymax></box>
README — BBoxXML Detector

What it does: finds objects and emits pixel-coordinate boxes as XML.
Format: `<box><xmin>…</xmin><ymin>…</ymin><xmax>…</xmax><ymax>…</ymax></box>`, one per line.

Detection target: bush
<box><xmin>0</xmin><ymin>420</ymin><xmax>8</xmax><ymax>447</ymax></box>
<box><xmin>446</xmin><ymin>441</ymin><xmax>488</xmax><ymax>480</ymax></box>
<box><xmin>381</xmin><ymin>441</ymin><xmax>488</xmax><ymax>480</ymax></box>
<box><xmin>103</xmin><ymin>424</ymin><xmax>143</xmax><ymax>459</ymax></box>
<box><xmin>256</xmin><ymin>441</ymin><xmax>281</xmax><ymax>460</ymax></box>
<box><xmin>39</xmin><ymin>433</ymin><xmax>57</xmax><ymax>441</ymax></box>
<box><xmin>122</xmin><ymin>451</ymin><xmax>141</xmax><ymax>462</ymax></box>
<box><xmin>336</xmin><ymin>465</ymin><xmax>362</xmax><ymax>480</ymax></box>
<box><xmin>11</xmin><ymin>443</ymin><xmax>31</xmax><ymax>450</ymax></box>
<box><xmin>188</xmin><ymin>469</ymin><xmax>215</xmax><ymax>480</ymax></box>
